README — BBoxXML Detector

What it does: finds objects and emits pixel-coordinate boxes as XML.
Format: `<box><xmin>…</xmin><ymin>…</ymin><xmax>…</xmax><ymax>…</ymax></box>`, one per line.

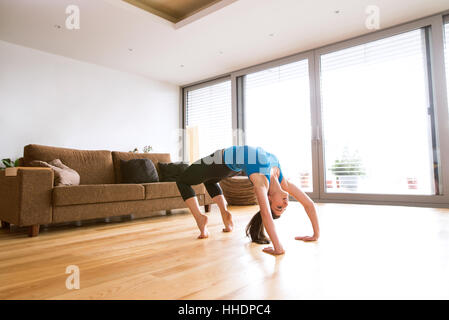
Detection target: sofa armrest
<box><xmin>0</xmin><ymin>167</ymin><xmax>54</xmax><ymax>226</ymax></box>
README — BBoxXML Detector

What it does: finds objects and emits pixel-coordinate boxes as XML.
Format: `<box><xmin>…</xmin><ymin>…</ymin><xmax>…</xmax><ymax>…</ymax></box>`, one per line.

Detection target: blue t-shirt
<box><xmin>223</xmin><ymin>145</ymin><xmax>283</xmax><ymax>184</ymax></box>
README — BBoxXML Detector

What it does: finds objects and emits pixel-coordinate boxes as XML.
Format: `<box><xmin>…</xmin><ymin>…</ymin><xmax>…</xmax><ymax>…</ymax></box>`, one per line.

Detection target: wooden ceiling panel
<box><xmin>123</xmin><ymin>0</ymin><xmax>222</xmax><ymax>22</ymax></box>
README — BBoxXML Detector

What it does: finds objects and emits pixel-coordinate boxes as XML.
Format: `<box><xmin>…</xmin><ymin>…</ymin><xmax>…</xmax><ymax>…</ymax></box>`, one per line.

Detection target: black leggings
<box><xmin>176</xmin><ymin>149</ymin><xmax>240</xmax><ymax>201</ymax></box>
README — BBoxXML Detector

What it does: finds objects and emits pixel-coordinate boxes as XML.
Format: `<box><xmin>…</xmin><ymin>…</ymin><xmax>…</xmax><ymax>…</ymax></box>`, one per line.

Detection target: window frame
<box><xmin>314</xmin><ymin>15</ymin><xmax>449</xmax><ymax>206</ymax></box>
<box><xmin>233</xmin><ymin>51</ymin><xmax>319</xmax><ymax>199</ymax></box>
<box><xmin>181</xmin><ymin>11</ymin><xmax>449</xmax><ymax>208</ymax></box>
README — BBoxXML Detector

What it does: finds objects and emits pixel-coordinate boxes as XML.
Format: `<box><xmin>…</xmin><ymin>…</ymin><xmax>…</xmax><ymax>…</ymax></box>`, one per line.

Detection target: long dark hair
<box><xmin>245</xmin><ymin>210</ymin><xmax>280</xmax><ymax>244</ymax></box>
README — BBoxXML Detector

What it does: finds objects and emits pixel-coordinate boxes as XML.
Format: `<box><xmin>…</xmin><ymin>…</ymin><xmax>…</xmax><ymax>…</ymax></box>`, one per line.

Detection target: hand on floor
<box><xmin>295</xmin><ymin>235</ymin><xmax>318</xmax><ymax>241</ymax></box>
<box><xmin>262</xmin><ymin>246</ymin><xmax>285</xmax><ymax>256</ymax></box>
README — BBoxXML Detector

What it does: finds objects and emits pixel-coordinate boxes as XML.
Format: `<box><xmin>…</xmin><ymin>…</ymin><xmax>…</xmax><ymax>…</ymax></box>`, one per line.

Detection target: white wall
<box><xmin>0</xmin><ymin>40</ymin><xmax>181</xmax><ymax>163</ymax></box>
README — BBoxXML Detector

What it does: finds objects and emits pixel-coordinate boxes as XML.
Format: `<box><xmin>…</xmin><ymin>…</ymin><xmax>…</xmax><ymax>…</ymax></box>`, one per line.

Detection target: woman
<box><xmin>176</xmin><ymin>145</ymin><xmax>320</xmax><ymax>255</ymax></box>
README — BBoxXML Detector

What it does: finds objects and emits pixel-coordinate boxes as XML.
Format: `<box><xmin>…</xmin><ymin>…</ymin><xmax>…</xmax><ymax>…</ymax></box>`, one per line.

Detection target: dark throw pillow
<box><xmin>158</xmin><ymin>162</ymin><xmax>189</xmax><ymax>182</ymax></box>
<box><xmin>120</xmin><ymin>158</ymin><xmax>159</xmax><ymax>184</ymax></box>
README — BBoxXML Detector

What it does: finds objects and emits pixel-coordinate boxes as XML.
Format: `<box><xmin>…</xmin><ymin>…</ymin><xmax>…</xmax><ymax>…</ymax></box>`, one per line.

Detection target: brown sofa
<box><xmin>0</xmin><ymin>144</ymin><xmax>214</xmax><ymax>237</ymax></box>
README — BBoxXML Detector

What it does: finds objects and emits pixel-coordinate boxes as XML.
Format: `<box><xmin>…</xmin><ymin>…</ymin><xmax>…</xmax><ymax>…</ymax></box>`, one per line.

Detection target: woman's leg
<box><xmin>185</xmin><ymin>196</ymin><xmax>209</xmax><ymax>239</ymax></box>
<box><xmin>203</xmin><ymin>179</ymin><xmax>234</xmax><ymax>232</ymax></box>
<box><xmin>213</xmin><ymin>194</ymin><xmax>234</xmax><ymax>232</ymax></box>
<box><xmin>176</xmin><ymin>149</ymin><xmax>233</xmax><ymax>238</ymax></box>
<box><xmin>177</xmin><ymin>164</ymin><xmax>211</xmax><ymax>239</ymax></box>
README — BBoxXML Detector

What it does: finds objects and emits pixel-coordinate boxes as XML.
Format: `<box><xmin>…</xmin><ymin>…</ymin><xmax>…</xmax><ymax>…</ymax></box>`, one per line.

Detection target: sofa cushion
<box><xmin>24</xmin><ymin>144</ymin><xmax>115</xmax><ymax>185</ymax></box>
<box><xmin>143</xmin><ymin>182</ymin><xmax>205</xmax><ymax>200</ymax></box>
<box><xmin>53</xmin><ymin>184</ymin><xmax>145</xmax><ymax>206</ymax></box>
<box><xmin>52</xmin><ymin>195</ymin><xmax>205</xmax><ymax>223</ymax></box>
<box><xmin>112</xmin><ymin>151</ymin><xmax>171</xmax><ymax>184</ymax></box>
<box><xmin>31</xmin><ymin>159</ymin><xmax>80</xmax><ymax>186</ymax></box>
<box><xmin>120</xmin><ymin>159</ymin><xmax>159</xmax><ymax>184</ymax></box>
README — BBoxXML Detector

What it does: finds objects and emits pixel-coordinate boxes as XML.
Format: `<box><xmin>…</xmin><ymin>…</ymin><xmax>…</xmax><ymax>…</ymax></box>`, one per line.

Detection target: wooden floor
<box><xmin>0</xmin><ymin>202</ymin><xmax>448</xmax><ymax>300</ymax></box>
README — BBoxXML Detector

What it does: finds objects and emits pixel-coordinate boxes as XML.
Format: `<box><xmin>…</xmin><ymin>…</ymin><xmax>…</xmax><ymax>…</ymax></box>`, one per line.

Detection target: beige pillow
<box><xmin>30</xmin><ymin>159</ymin><xmax>80</xmax><ymax>186</ymax></box>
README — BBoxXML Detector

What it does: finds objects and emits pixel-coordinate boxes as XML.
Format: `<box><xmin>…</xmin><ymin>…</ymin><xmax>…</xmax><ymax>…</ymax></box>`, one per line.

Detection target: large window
<box><xmin>185</xmin><ymin>80</ymin><xmax>232</xmax><ymax>161</ymax></box>
<box><xmin>183</xmin><ymin>13</ymin><xmax>449</xmax><ymax>206</ymax></box>
<box><xmin>242</xmin><ymin>59</ymin><xmax>313</xmax><ymax>191</ymax></box>
<box><xmin>320</xmin><ymin>29</ymin><xmax>437</xmax><ymax>195</ymax></box>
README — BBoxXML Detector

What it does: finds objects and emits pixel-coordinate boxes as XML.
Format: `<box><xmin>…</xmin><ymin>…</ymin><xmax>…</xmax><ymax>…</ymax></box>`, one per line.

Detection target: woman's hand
<box><xmin>262</xmin><ymin>246</ymin><xmax>285</xmax><ymax>255</ymax></box>
<box><xmin>295</xmin><ymin>234</ymin><xmax>319</xmax><ymax>242</ymax></box>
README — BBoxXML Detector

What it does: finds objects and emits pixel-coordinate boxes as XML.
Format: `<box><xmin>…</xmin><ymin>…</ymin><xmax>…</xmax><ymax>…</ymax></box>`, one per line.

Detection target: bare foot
<box><xmin>221</xmin><ymin>210</ymin><xmax>234</xmax><ymax>233</ymax></box>
<box><xmin>196</xmin><ymin>214</ymin><xmax>209</xmax><ymax>239</ymax></box>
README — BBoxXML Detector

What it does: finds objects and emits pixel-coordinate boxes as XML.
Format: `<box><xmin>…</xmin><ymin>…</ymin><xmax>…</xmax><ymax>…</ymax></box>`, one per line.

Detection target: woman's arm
<box><xmin>251</xmin><ymin>174</ymin><xmax>285</xmax><ymax>255</ymax></box>
<box><xmin>281</xmin><ymin>178</ymin><xmax>320</xmax><ymax>241</ymax></box>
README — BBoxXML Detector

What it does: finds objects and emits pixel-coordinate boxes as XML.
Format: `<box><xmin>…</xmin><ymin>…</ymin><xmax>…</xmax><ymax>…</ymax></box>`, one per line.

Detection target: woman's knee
<box><xmin>176</xmin><ymin>180</ymin><xmax>196</xmax><ymax>201</ymax></box>
<box><xmin>204</xmin><ymin>182</ymin><xmax>223</xmax><ymax>199</ymax></box>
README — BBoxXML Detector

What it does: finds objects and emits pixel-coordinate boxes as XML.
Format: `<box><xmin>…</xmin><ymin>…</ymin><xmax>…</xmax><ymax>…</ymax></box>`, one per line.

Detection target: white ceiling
<box><xmin>0</xmin><ymin>0</ymin><xmax>448</xmax><ymax>86</ymax></box>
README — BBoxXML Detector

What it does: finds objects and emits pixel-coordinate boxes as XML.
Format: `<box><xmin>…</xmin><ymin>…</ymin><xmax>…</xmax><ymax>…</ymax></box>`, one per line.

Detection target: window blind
<box><xmin>245</xmin><ymin>60</ymin><xmax>309</xmax><ymax>90</ymax></box>
<box><xmin>185</xmin><ymin>80</ymin><xmax>233</xmax><ymax>159</ymax></box>
<box><xmin>321</xmin><ymin>30</ymin><xmax>423</xmax><ymax>72</ymax></box>
<box><xmin>320</xmin><ymin>28</ymin><xmax>436</xmax><ymax>195</ymax></box>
